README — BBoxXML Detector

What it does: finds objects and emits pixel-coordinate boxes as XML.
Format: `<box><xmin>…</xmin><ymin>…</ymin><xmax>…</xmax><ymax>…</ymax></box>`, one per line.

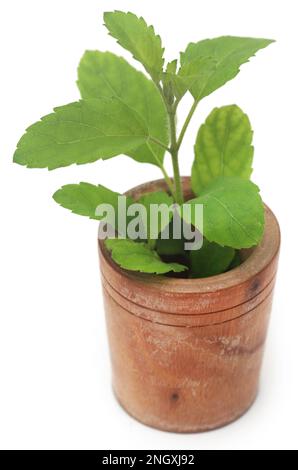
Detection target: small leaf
<box><xmin>192</xmin><ymin>105</ymin><xmax>254</xmax><ymax>195</ymax></box>
<box><xmin>13</xmin><ymin>98</ymin><xmax>149</xmax><ymax>170</ymax></box>
<box><xmin>189</xmin><ymin>239</ymin><xmax>235</xmax><ymax>278</ymax></box>
<box><xmin>104</xmin><ymin>11</ymin><xmax>164</xmax><ymax>82</ymax></box>
<box><xmin>162</xmin><ymin>60</ymin><xmax>178</xmax><ymax>105</ymax></box>
<box><xmin>164</xmin><ymin>60</ymin><xmax>177</xmax><ymax>76</ymax></box>
<box><xmin>175</xmin><ymin>56</ymin><xmax>216</xmax><ymax>100</ymax></box>
<box><xmin>77</xmin><ymin>51</ymin><xmax>168</xmax><ymax>165</ymax></box>
<box><xmin>53</xmin><ymin>182</ymin><xmax>133</xmax><ymax>227</ymax></box>
<box><xmin>180</xmin><ymin>36</ymin><xmax>274</xmax><ymax>101</ymax></box>
<box><xmin>182</xmin><ymin>176</ymin><xmax>265</xmax><ymax>249</ymax></box>
<box><xmin>137</xmin><ymin>190</ymin><xmax>174</xmax><ymax>244</ymax></box>
<box><xmin>105</xmin><ymin>238</ymin><xmax>187</xmax><ymax>274</ymax></box>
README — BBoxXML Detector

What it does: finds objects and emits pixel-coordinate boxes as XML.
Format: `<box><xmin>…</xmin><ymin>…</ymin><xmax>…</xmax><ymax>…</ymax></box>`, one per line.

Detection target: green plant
<box><xmin>13</xmin><ymin>10</ymin><xmax>274</xmax><ymax>277</ymax></box>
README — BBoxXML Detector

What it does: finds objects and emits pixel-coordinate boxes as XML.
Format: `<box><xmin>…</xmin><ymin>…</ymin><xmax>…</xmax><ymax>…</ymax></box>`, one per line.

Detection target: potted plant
<box><xmin>13</xmin><ymin>11</ymin><xmax>280</xmax><ymax>432</ymax></box>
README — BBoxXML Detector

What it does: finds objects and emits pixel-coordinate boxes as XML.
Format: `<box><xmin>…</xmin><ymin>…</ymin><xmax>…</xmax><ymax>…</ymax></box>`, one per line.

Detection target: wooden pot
<box><xmin>98</xmin><ymin>178</ymin><xmax>280</xmax><ymax>432</ymax></box>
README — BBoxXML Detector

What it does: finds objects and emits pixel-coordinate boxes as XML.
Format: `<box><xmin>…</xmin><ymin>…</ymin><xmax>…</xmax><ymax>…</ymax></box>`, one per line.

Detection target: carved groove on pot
<box><xmin>99</xmin><ymin>177</ymin><xmax>280</xmax><ymax>432</ymax></box>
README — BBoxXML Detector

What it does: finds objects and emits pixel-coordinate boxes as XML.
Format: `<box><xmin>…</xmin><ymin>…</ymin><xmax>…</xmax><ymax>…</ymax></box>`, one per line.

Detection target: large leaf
<box><xmin>105</xmin><ymin>238</ymin><xmax>187</xmax><ymax>274</ymax></box>
<box><xmin>192</xmin><ymin>105</ymin><xmax>254</xmax><ymax>195</ymax></box>
<box><xmin>77</xmin><ymin>51</ymin><xmax>168</xmax><ymax>165</ymax></box>
<box><xmin>180</xmin><ymin>36</ymin><xmax>274</xmax><ymax>101</ymax></box>
<box><xmin>189</xmin><ymin>239</ymin><xmax>235</xmax><ymax>278</ymax></box>
<box><xmin>137</xmin><ymin>190</ymin><xmax>174</xmax><ymax>245</ymax></box>
<box><xmin>13</xmin><ymin>98</ymin><xmax>150</xmax><ymax>170</ymax></box>
<box><xmin>104</xmin><ymin>11</ymin><xmax>164</xmax><ymax>82</ymax></box>
<box><xmin>53</xmin><ymin>182</ymin><xmax>132</xmax><ymax>220</ymax></box>
<box><xmin>181</xmin><ymin>176</ymin><xmax>265</xmax><ymax>249</ymax></box>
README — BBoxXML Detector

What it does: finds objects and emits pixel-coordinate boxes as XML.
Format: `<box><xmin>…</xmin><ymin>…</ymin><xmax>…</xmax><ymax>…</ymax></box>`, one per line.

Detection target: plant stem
<box><xmin>147</xmin><ymin>237</ymin><xmax>156</xmax><ymax>250</ymax></box>
<box><xmin>168</xmin><ymin>107</ymin><xmax>184</xmax><ymax>205</ymax></box>
<box><xmin>171</xmin><ymin>149</ymin><xmax>183</xmax><ymax>205</ymax></box>
<box><xmin>156</xmin><ymin>83</ymin><xmax>183</xmax><ymax>204</ymax></box>
<box><xmin>147</xmin><ymin>140</ymin><xmax>175</xmax><ymax>198</ymax></box>
<box><xmin>177</xmin><ymin>100</ymin><xmax>199</xmax><ymax>150</ymax></box>
<box><xmin>159</xmin><ymin>165</ymin><xmax>175</xmax><ymax>197</ymax></box>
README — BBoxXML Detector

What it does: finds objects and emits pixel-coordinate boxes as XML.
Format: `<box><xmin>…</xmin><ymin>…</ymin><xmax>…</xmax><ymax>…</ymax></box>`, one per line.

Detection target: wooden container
<box><xmin>98</xmin><ymin>178</ymin><xmax>280</xmax><ymax>432</ymax></box>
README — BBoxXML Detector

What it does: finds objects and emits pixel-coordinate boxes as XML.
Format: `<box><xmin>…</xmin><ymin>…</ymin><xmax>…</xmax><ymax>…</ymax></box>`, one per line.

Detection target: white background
<box><xmin>0</xmin><ymin>0</ymin><xmax>297</xmax><ymax>450</ymax></box>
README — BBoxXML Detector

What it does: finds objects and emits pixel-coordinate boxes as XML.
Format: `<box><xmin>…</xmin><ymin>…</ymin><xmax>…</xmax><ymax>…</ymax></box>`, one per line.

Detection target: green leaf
<box><xmin>192</xmin><ymin>105</ymin><xmax>254</xmax><ymax>195</ymax></box>
<box><xmin>181</xmin><ymin>176</ymin><xmax>265</xmax><ymax>249</ymax></box>
<box><xmin>155</xmin><ymin>219</ymin><xmax>185</xmax><ymax>256</ymax></box>
<box><xmin>52</xmin><ymin>183</ymin><xmax>133</xmax><ymax>229</ymax></box>
<box><xmin>104</xmin><ymin>11</ymin><xmax>164</xmax><ymax>82</ymax></box>
<box><xmin>137</xmin><ymin>190</ymin><xmax>174</xmax><ymax>245</ymax></box>
<box><xmin>162</xmin><ymin>60</ymin><xmax>178</xmax><ymax>105</ymax></box>
<box><xmin>180</xmin><ymin>36</ymin><xmax>274</xmax><ymax>101</ymax></box>
<box><xmin>175</xmin><ymin>56</ymin><xmax>216</xmax><ymax>101</ymax></box>
<box><xmin>105</xmin><ymin>238</ymin><xmax>187</xmax><ymax>274</ymax></box>
<box><xmin>164</xmin><ymin>60</ymin><xmax>177</xmax><ymax>76</ymax></box>
<box><xmin>228</xmin><ymin>250</ymin><xmax>242</xmax><ymax>270</ymax></box>
<box><xmin>156</xmin><ymin>237</ymin><xmax>185</xmax><ymax>257</ymax></box>
<box><xmin>77</xmin><ymin>51</ymin><xmax>168</xmax><ymax>165</ymax></box>
<box><xmin>13</xmin><ymin>98</ymin><xmax>150</xmax><ymax>170</ymax></box>
<box><xmin>189</xmin><ymin>239</ymin><xmax>235</xmax><ymax>278</ymax></box>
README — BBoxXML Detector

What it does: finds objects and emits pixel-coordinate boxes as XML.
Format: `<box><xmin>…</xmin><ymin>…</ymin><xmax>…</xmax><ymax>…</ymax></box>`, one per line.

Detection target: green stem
<box><xmin>147</xmin><ymin>237</ymin><xmax>157</xmax><ymax>250</ymax></box>
<box><xmin>171</xmin><ymin>149</ymin><xmax>183</xmax><ymax>205</ymax></box>
<box><xmin>147</xmin><ymin>141</ymin><xmax>175</xmax><ymax>198</ymax></box>
<box><xmin>156</xmin><ymin>83</ymin><xmax>183</xmax><ymax>204</ymax></box>
<box><xmin>168</xmin><ymin>108</ymin><xmax>184</xmax><ymax>205</ymax></box>
<box><xmin>159</xmin><ymin>165</ymin><xmax>175</xmax><ymax>197</ymax></box>
<box><xmin>177</xmin><ymin>100</ymin><xmax>199</xmax><ymax>150</ymax></box>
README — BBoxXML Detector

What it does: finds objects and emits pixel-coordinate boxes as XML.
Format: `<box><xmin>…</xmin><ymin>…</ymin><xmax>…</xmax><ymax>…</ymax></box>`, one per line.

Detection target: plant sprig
<box><xmin>13</xmin><ymin>10</ymin><xmax>274</xmax><ymax>277</ymax></box>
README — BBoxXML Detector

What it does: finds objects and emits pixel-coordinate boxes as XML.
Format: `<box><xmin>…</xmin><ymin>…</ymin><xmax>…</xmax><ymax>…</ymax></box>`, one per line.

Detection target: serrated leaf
<box><xmin>53</xmin><ymin>182</ymin><xmax>134</xmax><ymax>238</ymax></box>
<box><xmin>13</xmin><ymin>98</ymin><xmax>150</xmax><ymax>170</ymax></box>
<box><xmin>189</xmin><ymin>239</ymin><xmax>235</xmax><ymax>278</ymax></box>
<box><xmin>105</xmin><ymin>238</ymin><xmax>187</xmax><ymax>274</ymax></box>
<box><xmin>137</xmin><ymin>190</ymin><xmax>174</xmax><ymax>246</ymax></box>
<box><xmin>192</xmin><ymin>105</ymin><xmax>254</xmax><ymax>195</ymax></box>
<box><xmin>165</xmin><ymin>60</ymin><xmax>177</xmax><ymax>76</ymax></box>
<box><xmin>180</xmin><ymin>36</ymin><xmax>274</xmax><ymax>101</ymax></box>
<box><xmin>181</xmin><ymin>176</ymin><xmax>265</xmax><ymax>249</ymax></box>
<box><xmin>52</xmin><ymin>182</ymin><xmax>133</xmax><ymax>223</ymax></box>
<box><xmin>175</xmin><ymin>56</ymin><xmax>216</xmax><ymax>100</ymax></box>
<box><xmin>77</xmin><ymin>51</ymin><xmax>168</xmax><ymax>165</ymax></box>
<box><xmin>104</xmin><ymin>11</ymin><xmax>164</xmax><ymax>82</ymax></box>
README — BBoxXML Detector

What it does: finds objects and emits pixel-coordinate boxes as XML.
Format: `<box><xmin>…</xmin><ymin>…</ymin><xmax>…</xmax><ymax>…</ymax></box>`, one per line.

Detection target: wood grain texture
<box><xmin>98</xmin><ymin>177</ymin><xmax>280</xmax><ymax>432</ymax></box>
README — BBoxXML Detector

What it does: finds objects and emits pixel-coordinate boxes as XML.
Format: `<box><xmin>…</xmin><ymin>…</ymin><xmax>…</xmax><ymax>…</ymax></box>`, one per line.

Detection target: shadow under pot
<box><xmin>98</xmin><ymin>177</ymin><xmax>280</xmax><ymax>433</ymax></box>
